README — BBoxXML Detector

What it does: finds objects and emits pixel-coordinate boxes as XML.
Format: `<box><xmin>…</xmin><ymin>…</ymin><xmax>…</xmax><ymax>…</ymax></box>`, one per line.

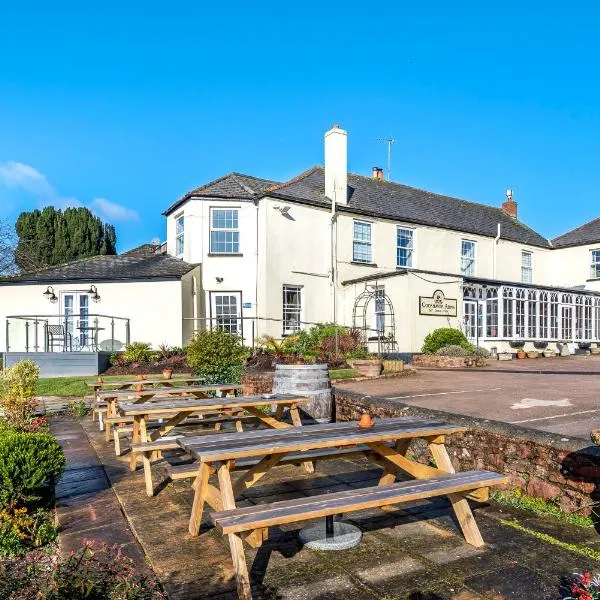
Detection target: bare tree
<box><xmin>0</xmin><ymin>219</ymin><xmax>18</xmax><ymax>275</ymax></box>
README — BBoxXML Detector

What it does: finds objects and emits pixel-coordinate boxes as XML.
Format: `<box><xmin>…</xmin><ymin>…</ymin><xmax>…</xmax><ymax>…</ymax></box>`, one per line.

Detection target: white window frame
<box><xmin>352</xmin><ymin>220</ymin><xmax>373</xmax><ymax>264</ymax></box>
<box><xmin>175</xmin><ymin>213</ymin><xmax>184</xmax><ymax>257</ymax></box>
<box><xmin>591</xmin><ymin>249</ymin><xmax>600</xmax><ymax>278</ymax></box>
<box><xmin>210</xmin><ymin>292</ymin><xmax>242</xmax><ymax>335</ymax></box>
<box><xmin>460</xmin><ymin>239</ymin><xmax>476</xmax><ymax>276</ymax></box>
<box><xmin>396</xmin><ymin>227</ymin><xmax>414</xmax><ymax>268</ymax></box>
<box><xmin>282</xmin><ymin>285</ymin><xmax>303</xmax><ymax>335</ymax></box>
<box><xmin>521</xmin><ymin>251</ymin><xmax>533</xmax><ymax>284</ymax></box>
<box><xmin>210</xmin><ymin>208</ymin><xmax>240</xmax><ymax>254</ymax></box>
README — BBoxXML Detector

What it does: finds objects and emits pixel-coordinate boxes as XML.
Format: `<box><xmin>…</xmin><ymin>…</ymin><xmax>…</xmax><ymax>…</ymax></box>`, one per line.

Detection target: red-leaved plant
<box><xmin>564</xmin><ymin>572</ymin><xmax>600</xmax><ymax>600</ymax></box>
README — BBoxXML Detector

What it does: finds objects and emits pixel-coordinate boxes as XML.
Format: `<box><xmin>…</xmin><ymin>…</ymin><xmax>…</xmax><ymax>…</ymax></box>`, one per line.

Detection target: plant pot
<box><xmin>348</xmin><ymin>359</ymin><xmax>383</xmax><ymax>377</ymax></box>
<box><xmin>134</xmin><ymin>384</ymin><xmax>144</xmax><ymax>392</ymax></box>
<box><xmin>136</xmin><ymin>374</ymin><xmax>145</xmax><ymax>381</ymax></box>
<box><xmin>97</xmin><ymin>376</ymin><xmax>104</xmax><ymax>383</ymax></box>
<box><xmin>526</xmin><ymin>351</ymin><xmax>539</xmax><ymax>359</ymax></box>
<box><xmin>162</xmin><ymin>368</ymin><xmax>173</xmax><ymax>380</ymax></box>
<box><xmin>295</xmin><ymin>359</ymin><xmax>303</xmax><ymax>365</ymax></box>
<box><xmin>543</xmin><ymin>350</ymin><xmax>555</xmax><ymax>358</ymax></box>
<box><xmin>358</xmin><ymin>413</ymin><xmax>374</xmax><ymax>429</ymax></box>
<box><xmin>516</xmin><ymin>351</ymin><xmax>526</xmax><ymax>359</ymax></box>
<box><xmin>497</xmin><ymin>352</ymin><xmax>512</xmax><ymax>361</ymax></box>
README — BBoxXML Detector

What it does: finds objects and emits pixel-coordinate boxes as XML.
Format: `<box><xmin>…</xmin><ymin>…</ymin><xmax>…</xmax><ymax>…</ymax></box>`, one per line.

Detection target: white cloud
<box><xmin>0</xmin><ymin>161</ymin><xmax>138</xmax><ymax>223</ymax></box>
<box><xmin>90</xmin><ymin>197</ymin><xmax>139</xmax><ymax>222</ymax></box>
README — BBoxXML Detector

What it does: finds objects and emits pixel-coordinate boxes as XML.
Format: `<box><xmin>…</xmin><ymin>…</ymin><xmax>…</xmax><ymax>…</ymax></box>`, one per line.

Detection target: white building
<box><xmin>4</xmin><ymin>125</ymin><xmax>600</xmax><ymax>366</ymax></box>
<box><xmin>162</xmin><ymin>125</ymin><xmax>600</xmax><ymax>355</ymax></box>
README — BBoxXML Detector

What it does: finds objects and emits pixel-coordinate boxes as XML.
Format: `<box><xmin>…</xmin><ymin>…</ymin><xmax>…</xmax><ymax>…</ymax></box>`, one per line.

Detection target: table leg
<box><xmin>130</xmin><ymin>416</ymin><xmax>141</xmax><ymax>471</ymax></box>
<box><xmin>289</xmin><ymin>405</ymin><xmax>314</xmax><ymax>474</ymax></box>
<box><xmin>428</xmin><ymin>441</ymin><xmax>484</xmax><ymax>548</ymax></box>
<box><xmin>378</xmin><ymin>439</ymin><xmax>411</xmax><ymax>486</ymax></box>
<box><xmin>105</xmin><ymin>399</ymin><xmax>116</xmax><ymax>441</ymax></box>
<box><xmin>138</xmin><ymin>416</ymin><xmax>155</xmax><ymax>497</ymax></box>
<box><xmin>188</xmin><ymin>462</ymin><xmax>211</xmax><ymax>535</ymax></box>
<box><xmin>217</xmin><ymin>462</ymin><xmax>252</xmax><ymax>600</ymax></box>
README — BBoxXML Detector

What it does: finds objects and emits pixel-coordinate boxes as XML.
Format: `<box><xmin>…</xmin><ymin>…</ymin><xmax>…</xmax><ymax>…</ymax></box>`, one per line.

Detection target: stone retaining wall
<box><xmin>333</xmin><ymin>388</ymin><xmax>600</xmax><ymax>515</ymax></box>
<box><xmin>411</xmin><ymin>354</ymin><xmax>487</xmax><ymax>368</ymax></box>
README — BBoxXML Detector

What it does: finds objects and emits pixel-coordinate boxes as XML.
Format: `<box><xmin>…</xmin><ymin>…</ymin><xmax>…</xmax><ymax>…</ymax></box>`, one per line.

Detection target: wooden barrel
<box><xmin>272</xmin><ymin>364</ymin><xmax>332</xmax><ymax>422</ymax></box>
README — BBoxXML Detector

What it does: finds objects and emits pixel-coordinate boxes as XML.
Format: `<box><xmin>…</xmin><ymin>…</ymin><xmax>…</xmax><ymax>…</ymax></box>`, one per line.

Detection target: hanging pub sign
<box><xmin>419</xmin><ymin>289</ymin><xmax>457</xmax><ymax>317</ymax></box>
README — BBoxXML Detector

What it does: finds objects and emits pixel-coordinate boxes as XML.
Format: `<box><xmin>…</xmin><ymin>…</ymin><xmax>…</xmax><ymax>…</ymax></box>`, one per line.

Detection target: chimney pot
<box><xmin>501</xmin><ymin>190</ymin><xmax>518</xmax><ymax>219</ymax></box>
<box><xmin>372</xmin><ymin>167</ymin><xmax>384</xmax><ymax>180</ymax></box>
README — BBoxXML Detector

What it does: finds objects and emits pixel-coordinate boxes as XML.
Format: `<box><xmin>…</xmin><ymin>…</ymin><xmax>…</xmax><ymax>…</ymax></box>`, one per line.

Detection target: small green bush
<box><xmin>122</xmin><ymin>342</ymin><xmax>153</xmax><ymax>363</ymax></box>
<box><xmin>0</xmin><ymin>360</ymin><xmax>40</xmax><ymax>431</ymax></box>
<box><xmin>0</xmin><ymin>431</ymin><xmax>65</xmax><ymax>507</ymax></box>
<box><xmin>0</xmin><ymin>506</ymin><xmax>58</xmax><ymax>557</ymax></box>
<box><xmin>422</xmin><ymin>328</ymin><xmax>472</xmax><ymax>354</ymax></box>
<box><xmin>435</xmin><ymin>344</ymin><xmax>471</xmax><ymax>357</ymax></box>
<box><xmin>66</xmin><ymin>399</ymin><xmax>89</xmax><ymax>418</ymax></box>
<box><xmin>473</xmin><ymin>346</ymin><xmax>490</xmax><ymax>358</ymax></box>
<box><xmin>186</xmin><ymin>329</ymin><xmax>250</xmax><ymax>384</ymax></box>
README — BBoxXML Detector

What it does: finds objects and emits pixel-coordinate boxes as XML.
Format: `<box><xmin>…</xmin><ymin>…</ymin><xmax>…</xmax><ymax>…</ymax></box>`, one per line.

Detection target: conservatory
<box><xmin>462</xmin><ymin>280</ymin><xmax>600</xmax><ymax>348</ymax></box>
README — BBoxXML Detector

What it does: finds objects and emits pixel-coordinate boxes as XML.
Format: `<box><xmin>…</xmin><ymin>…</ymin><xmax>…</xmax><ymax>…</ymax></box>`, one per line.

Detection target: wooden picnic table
<box><xmin>177</xmin><ymin>416</ymin><xmax>507</xmax><ymax>600</ymax></box>
<box><xmin>86</xmin><ymin>375</ymin><xmax>204</xmax><ymax>391</ymax></box>
<box><xmin>119</xmin><ymin>393</ymin><xmax>311</xmax><ymax>496</ymax></box>
<box><xmin>100</xmin><ymin>384</ymin><xmax>242</xmax><ymax>441</ymax></box>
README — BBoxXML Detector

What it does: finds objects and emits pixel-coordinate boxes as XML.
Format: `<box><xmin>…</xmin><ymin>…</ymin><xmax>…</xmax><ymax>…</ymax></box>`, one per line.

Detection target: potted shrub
<box><xmin>516</xmin><ymin>347</ymin><xmax>526</xmax><ymax>359</ymax></box>
<box><xmin>543</xmin><ymin>347</ymin><xmax>555</xmax><ymax>358</ymax></box>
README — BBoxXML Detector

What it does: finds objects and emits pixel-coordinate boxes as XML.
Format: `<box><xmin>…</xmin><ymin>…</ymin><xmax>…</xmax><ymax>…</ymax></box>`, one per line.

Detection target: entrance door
<box><xmin>210</xmin><ymin>292</ymin><xmax>242</xmax><ymax>335</ymax></box>
<box><xmin>463</xmin><ymin>300</ymin><xmax>479</xmax><ymax>344</ymax></box>
<box><xmin>62</xmin><ymin>292</ymin><xmax>90</xmax><ymax>350</ymax></box>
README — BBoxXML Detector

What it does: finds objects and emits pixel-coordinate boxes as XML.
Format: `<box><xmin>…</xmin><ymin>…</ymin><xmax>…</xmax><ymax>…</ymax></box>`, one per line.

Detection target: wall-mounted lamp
<box><xmin>215</xmin><ymin>277</ymin><xmax>224</xmax><ymax>284</ymax></box>
<box><xmin>87</xmin><ymin>284</ymin><xmax>101</xmax><ymax>303</ymax></box>
<box><xmin>43</xmin><ymin>286</ymin><xmax>58</xmax><ymax>304</ymax></box>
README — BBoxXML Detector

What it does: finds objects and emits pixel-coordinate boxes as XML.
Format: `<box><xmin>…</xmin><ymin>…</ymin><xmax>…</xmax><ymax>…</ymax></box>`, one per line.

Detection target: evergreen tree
<box><xmin>14</xmin><ymin>206</ymin><xmax>117</xmax><ymax>272</ymax></box>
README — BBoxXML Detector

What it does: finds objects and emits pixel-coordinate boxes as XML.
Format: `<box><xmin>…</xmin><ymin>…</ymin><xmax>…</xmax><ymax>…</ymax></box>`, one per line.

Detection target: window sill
<box><xmin>351</xmin><ymin>261</ymin><xmax>378</xmax><ymax>267</ymax></box>
<box><xmin>208</xmin><ymin>253</ymin><xmax>243</xmax><ymax>257</ymax></box>
<box><xmin>587</xmin><ymin>278</ymin><xmax>600</xmax><ymax>281</ymax></box>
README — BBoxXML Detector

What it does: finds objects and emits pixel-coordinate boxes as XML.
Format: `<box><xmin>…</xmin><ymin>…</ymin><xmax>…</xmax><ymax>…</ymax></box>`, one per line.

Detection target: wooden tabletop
<box><xmin>97</xmin><ymin>384</ymin><xmax>242</xmax><ymax>398</ymax></box>
<box><xmin>119</xmin><ymin>393</ymin><xmax>309</xmax><ymax>416</ymax></box>
<box><xmin>86</xmin><ymin>376</ymin><xmax>203</xmax><ymax>388</ymax></box>
<box><xmin>178</xmin><ymin>416</ymin><xmax>466</xmax><ymax>463</ymax></box>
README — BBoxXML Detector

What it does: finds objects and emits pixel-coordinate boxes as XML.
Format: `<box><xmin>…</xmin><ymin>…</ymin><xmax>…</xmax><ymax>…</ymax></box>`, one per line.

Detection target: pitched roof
<box><xmin>163</xmin><ymin>172</ymin><xmax>279</xmax><ymax>216</ymax></box>
<box><xmin>0</xmin><ymin>254</ymin><xmax>197</xmax><ymax>285</ymax></box>
<box><xmin>269</xmin><ymin>167</ymin><xmax>551</xmax><ymax>248</ymax></box>
<box><xmin>551</xmin><ymin>217</ymin><xmax>600</xmax><ymax>249</ymax></box>
<box><xmin>121</xmin><ymin>243</ymin><xmax>162</xmax><ymax>257</ymax></box>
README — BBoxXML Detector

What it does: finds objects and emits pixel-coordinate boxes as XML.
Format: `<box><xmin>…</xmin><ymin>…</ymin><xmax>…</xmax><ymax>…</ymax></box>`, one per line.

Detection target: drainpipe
<box><xmin>493</xmin><ymin>223</ymin><xmax>501</xmax><ymax>278</ymax></box>
<box><xmin>330</xmin><ymin>188</ymin><xmax>338</xmax><ymax>325</ymax></box>
<box><xmin>255</xmin><ymin>199</ymin><xmax>260</xmax><ymax>344</ymax></box>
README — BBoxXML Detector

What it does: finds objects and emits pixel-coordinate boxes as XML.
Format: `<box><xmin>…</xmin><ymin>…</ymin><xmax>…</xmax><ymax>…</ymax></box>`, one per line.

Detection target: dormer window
<box><xmin>210</xmin><ymin>208</ymin><xmax>240</xmax><ymax>254</ymax></box>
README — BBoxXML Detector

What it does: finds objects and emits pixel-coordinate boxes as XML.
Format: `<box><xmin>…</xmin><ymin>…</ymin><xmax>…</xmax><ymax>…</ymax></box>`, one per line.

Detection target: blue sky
<box><xmin>1</xmin><ymin>1</ymin><xmax>600</xmax><ymax>251</ymax></box>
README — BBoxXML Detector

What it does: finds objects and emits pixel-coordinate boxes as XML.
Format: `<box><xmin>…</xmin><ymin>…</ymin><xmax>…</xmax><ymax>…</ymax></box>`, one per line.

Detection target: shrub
<box><xmin>186</xmin><ymin>329</ymin><xmax>250</xmax><ymax>384</ymax></box>
<box><xmin>473</xmin><ymin>346</ymin><xmax>490</xmax><ymax>358</ymax></box>
<box><xmin>435</xmin><ymin>345</ymin><xmax>472</xmax><ymax>357</ymax></box>
<box><xmin>0</xmin><ymin>431</ymin><xmax>65</xmax><ymax>507</ymax></box>
<box><xmin>0</xmin><ymin>360</ymin><xmax>39</xmax><ymax>431</ymax></box>
<box><xmin>0</xmin><ymin>541</ymin><xmax>166</xmax><ymax>599</ymax></box>
<box><xmin>0</xmin><ymin>506</ymin><xmax>57</xmax><ymax>557</ymax></box>
<box><xmin>66</xmin><ymin>399</ymin><xmax>89</xmax><ymax>418</ymax></box>
<box><xmin>422</xmin><ymin>328</ymin><xmax>472</xmax><ymax>354</ymax></box>
<box><xmin>122</xmin><ymin>342</ymin><xmax>153</xmax><ymax>363</ymax></box>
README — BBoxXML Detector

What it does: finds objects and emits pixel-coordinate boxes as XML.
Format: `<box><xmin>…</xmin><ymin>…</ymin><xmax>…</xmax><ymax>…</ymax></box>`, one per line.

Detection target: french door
<box><xmin>210</xmin><ymin>292</ymin><xmax>242</xmax><ymax>336</ymax></box>
<box><xmin>463</xmin><ymin>300</ymin><xmax>482</xmax><ymax>345</ymax></box>
<box><xmin>62</xmin><ymin>292</ymin><xmax>90</xmax><ymax>350</ymax></box>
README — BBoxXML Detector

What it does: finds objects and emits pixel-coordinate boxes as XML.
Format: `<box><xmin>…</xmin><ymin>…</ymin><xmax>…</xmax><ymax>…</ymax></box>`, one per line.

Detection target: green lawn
<box><xmin>35</xmin><ymin>375</ymin><xmax>133</xmax><ymax>397</ymax></box>
<box><xmin>329</xmin><ymin>368</ymin><xmax>359</xmax><ymax>380</ymax></box>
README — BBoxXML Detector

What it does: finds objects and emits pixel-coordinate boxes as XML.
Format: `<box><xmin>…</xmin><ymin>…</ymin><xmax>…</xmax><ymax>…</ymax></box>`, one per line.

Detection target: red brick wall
<box><xmin>241</xmin><ymin>372</ymin><xmax>274</xmax><ymax>396</ymax></box>
<box><xmin>334</xmin><ymin>388</ymin><xmax>600</xmax><ymax>515</ymax></box>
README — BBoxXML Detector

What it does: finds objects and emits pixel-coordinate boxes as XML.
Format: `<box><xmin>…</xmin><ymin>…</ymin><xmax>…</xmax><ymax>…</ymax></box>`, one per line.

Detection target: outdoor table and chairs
<box><xmin>176</xmin><ymin>416</ymin><xmax>508</xmax><ymax>600</ymax></box>
<box><xmin>77</xmin><ymin>325</ymin><xmax>105</xmax><ymax>351</ymax></box>
<box><xmin>118</xmin><ymin>392</ymin><xmax>311</xmax><ymax>496</ymax></box>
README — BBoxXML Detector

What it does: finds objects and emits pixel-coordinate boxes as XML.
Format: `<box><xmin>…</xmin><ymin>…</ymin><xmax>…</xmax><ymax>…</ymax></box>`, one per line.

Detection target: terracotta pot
<box><xmin>97</xmin><ymin>376</ymin><xmax>104</xmax><ymax>383</ymax></box>
<box><xmin>135</xmin><ymin>374</ymin><xmax>145</xmax><ymax>381</ymax></box>
<box><xmin>135</xmin><ymin>383</ymin><xmax>144</xmax><ymax>392</ymax></box>
<box><xmin>516</xmin><ymin>351</ymin><xmax>526</xmax><ymax>359</ymax></box>
<box><xmin>349</xmin><ymin>359</ymin><xmax>383</xmax><ymax>377</ymax></box>
<box><xmin>358</xmin><ymin>413</ymin><xmax>374</xmax><ymax>429</ymax></box>
<box><xmin>295</xmin><ymin>359</ymin><xmax>303</xmax><ymax>365</ymax></box>
<box><xmin>162</xmin><ymin>368</ymin><xmax>173</xmax><ymax>380</ymax></box>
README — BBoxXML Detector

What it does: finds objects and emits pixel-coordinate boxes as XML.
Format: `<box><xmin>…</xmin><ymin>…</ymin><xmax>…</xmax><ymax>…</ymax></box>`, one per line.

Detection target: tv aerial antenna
<box><xmin>376</xmin><ymin>137</ymin><xmax>396</xmax><ymax>181</ymax></box>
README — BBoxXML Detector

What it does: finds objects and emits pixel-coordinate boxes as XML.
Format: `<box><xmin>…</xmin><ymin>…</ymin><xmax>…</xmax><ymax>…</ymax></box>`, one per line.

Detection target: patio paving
<box><xmin>56</xmin><ymin>415</ymin><xmax>600</xmax><ymax>599</ymax></box>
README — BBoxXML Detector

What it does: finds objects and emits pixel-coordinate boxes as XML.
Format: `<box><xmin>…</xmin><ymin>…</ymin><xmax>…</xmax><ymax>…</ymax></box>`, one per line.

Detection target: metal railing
<box><xmin>6</xmin><ymin>313</ymin><xmax>130</xmax><ymax>353</ymax></box>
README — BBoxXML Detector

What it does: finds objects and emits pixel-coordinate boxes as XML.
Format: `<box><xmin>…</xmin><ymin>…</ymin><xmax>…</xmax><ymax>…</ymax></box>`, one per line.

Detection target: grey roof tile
<box><xmin>163</xmin><ymin>172</ymin><xmax>279</xmax><ymax>215</ymax></box>
<box><xmin>0</xmin><ymin>254</ymin><xmax>196</xmax><ymax>284</ymax></box>
<box><xmin>269</xmin><ymin>167</ymin><xmax>550</xmax><ymax>248</ymax></box>
<box><xmin>552</xmin><ymin>217</ymin><xmax>600</xmax><ymax>248</ymax></box>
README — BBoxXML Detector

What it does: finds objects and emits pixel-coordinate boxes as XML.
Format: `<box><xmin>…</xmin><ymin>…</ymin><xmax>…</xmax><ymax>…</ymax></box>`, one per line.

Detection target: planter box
<box><xmin>412</xmin><ymin>355</ymin><xmax>487</xmax><ymax>368</ymax></box>
<box><xmin>348</xmin><ymin>359</ymin><xmax>383</xmax><ymax>377</ymax></box>
<box><xmin>498</xmin><ymin>352</ymin><xmax>513</xmax><ymax>361</ymax></box>
<box><xmin>382</xmin><ymin>359</ymin><xmax>404</xmax><ymax>373</ymax></box>
<box><xmin>591</xmin><ymin>348</ymin><xmax>600</xmax><ymax>355</ymax></box>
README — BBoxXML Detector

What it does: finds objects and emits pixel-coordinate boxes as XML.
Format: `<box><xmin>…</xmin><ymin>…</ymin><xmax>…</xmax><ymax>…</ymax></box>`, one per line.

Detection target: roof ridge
<box><xmin>267</xmin><ymin>166</ymin><xmax>322</xmax><ymax>192</ymax></box>
<box><xmin>17</xmin><ymin>253</ymin><xmax>115</xmax><ymax>277</ymax></box>
<box><xmin>229</xmin><ymin>173</ymin><xmax>261</xmax><ymax>196</ymax></box>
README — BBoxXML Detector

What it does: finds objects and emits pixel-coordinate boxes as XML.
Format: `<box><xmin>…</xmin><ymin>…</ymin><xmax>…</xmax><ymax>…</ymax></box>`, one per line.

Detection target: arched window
<box><xmin>486</xmin><ymin>288</ymin><xmax>498</xmax><ymax>337</ymax></box>
<box><xmin>539</xmin><ymin>292</ymin><xmax>549</xmax><ymax>339</ymax></box>
<box><xmin>515</xmin><ymin>289</ymin><xmax>526</xmax><ymax>338</ymax></box>
<box><xmin>550</xmin><ymin>293</ymin><xmax>559</xmax><ymax>339</ymax></box>
<box><xmin>503</xmin><ymin>287</ymin><xmax>514</xmax><ymax>338</ymax></box>
<box><xmin>575</xmin><ymin>296</ymin><xmax>584</xmax><ymax>340</ymax></box>
<box><xmin>584</xmin><ymin>296</ymin><xmax>593</xmax><ymax>340</ymax></box>
<box><xmin>527</xmin><ymin>290</ymin><xmax>537</xmax><ymax>338</ymax></box>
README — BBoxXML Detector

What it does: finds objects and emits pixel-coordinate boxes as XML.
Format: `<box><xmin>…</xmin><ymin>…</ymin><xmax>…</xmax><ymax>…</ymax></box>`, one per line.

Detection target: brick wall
<box><xmin>242</xmin><ymin>372</ymin><xmax>274</xmax><ymax>396</ymax></box>
<box><xmin>411</xmin><ymin>355</ymin><xmax>487</xmax><ymax>368</ymax></box>
<box><xmin>334</xmin><ymin>388</ymin><xmax>600</xmax><ymax>515</ymax></box>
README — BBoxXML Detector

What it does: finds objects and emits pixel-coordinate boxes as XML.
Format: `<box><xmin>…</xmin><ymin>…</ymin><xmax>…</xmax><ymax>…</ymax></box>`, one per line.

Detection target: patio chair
<box><xmin>46</xmin><ymin>325</ymin><xmax>72</xmax><ymax>352</ymax></box>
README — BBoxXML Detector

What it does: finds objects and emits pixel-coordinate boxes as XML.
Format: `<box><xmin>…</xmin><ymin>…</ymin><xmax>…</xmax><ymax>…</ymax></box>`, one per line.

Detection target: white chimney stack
<box><xmin>324</xmin><ymin>124</ymin><xmax>347</xmax><ymax>205</ymax></box>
